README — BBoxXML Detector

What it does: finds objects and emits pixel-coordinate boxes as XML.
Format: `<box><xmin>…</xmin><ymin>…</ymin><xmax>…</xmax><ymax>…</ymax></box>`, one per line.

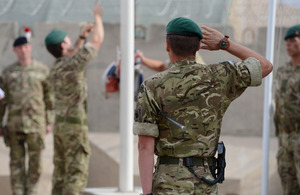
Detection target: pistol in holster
<box><xmin>2</xmin><ymin>126</ymin><xmax>10</xmax><ymax>147</ymax></box>
<box><xmin>205</xmin><ymin>141</ymin><xmax>226</xmax><ymax>185</ymax></box>
<box><xmin>185</xmin><ymin>142</ymin><xmax>226</xmax><ymax>185</ymax></box>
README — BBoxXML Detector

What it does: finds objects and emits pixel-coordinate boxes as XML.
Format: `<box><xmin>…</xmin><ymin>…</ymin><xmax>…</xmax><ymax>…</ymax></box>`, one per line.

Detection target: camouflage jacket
<box><xmin>274</xmin><ymin>62</ymin><xmax>300</xmax><ymax>125</ymax></box>
<box><xmin>0</xmin><ymin>60</ymin><xmax>54</xmax><ymax>133</ymax></box>
<box><xmin>49</xmin><ymin>43</ymin><xmax>96</xmax><ymax>123</ymax></box>
<box><xmin>134</xmin><ymin>57</ymin><xmax>262</xmax><ymax>158</ymax></box>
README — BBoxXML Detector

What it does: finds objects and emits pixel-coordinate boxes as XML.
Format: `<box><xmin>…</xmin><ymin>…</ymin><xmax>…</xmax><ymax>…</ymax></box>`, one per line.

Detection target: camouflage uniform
<box><xmin>49</xmin><ymin>42</ymin><xmax>96</xmax><ymax>195</ymax></box>
<box><xmin>134</xmin><ymin>57</ymin><xmax>262</xmax><ymax>194</ymax></box>
<box><xmin>274</xmin><ymin>62</ymin><xmax>300</xmax><ymax>195</ymax></box>
<box><xmin>0</xmin><ymin>60</ymin><xmax>53</xmax><ymax>195</ymax></box>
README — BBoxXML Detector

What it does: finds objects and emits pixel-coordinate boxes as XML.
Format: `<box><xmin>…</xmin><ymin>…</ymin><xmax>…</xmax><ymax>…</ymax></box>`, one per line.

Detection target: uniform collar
<box><xmin>287</xmin><ymin>61</ymin><xmax>300</xmax><ymax>69</ymax></box>
<box><xmin>17</xmin><ymin>59</ymin><xmax>34</xmax><ymax>67</ymax></box>
<box><xmin>170</xmin><ymin>58</ymin><xmax>196</xmax><ymax>68</ymax></box>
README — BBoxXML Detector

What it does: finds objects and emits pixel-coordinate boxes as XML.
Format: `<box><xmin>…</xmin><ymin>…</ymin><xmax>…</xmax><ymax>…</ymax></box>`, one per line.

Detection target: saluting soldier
<box><xmin>274</xmin><ymin>24</ymin><xmax>300</xmax><ymax>195</ymax></box>
<box><xmin>0</xmin><ymin>36</ymin><xmax>54</xmax><ymax>195</ymax></box>
<box><xmin>134</xmin><ymin>17</ymin><xmax>273</xmax><ymax>195</ymax></box>
<box><xmin>44</xmin><ymin>3</ymin><xmax>104</xmax><ymax>195</ymax></box>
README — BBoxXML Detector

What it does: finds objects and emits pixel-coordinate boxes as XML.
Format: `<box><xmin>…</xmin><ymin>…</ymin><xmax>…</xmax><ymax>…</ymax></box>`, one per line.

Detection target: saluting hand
<box><xmin>200</xmin><ymin>26</ymin><xmax>224</xmax><ymax>51</ymax></box>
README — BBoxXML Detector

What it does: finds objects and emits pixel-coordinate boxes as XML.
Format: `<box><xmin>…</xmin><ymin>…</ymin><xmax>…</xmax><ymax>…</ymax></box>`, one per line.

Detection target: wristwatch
<box><xmin>219</xmin><ymin>35</ymin><xmax>230</xmax><ymax>50</ymax></box>
<box><xmin>79</xmin><ymin>35</ymin><xmax>86</xmax><ymax>40</ymax></box>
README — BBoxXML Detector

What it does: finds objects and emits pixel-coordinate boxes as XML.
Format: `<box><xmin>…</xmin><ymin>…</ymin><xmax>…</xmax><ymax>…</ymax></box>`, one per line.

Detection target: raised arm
<box><xmin>200</xmin><ymin>25</ymin><xmax>273</xmax><ymax>78</ymax></box>
<box><xmin>69</xmin><ymin>24</ymin><xmax>94</xmax><ymax>57</ymax></box>
<box><xmin>136</xmin><ymin>51</ymin><xmax>166</xmax><ymax>72</ymax></box>
<box><xmin>89</xmin><ymin>3</ymin><xmax>105</xmax><ymax>51</ymax></box>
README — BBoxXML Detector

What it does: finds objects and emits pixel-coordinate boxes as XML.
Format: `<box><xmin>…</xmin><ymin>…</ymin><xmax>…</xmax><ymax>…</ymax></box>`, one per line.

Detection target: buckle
<box><xmin>183</xmin><ymin>157</ymin><xmax>194</xmax><ymax>167</ymax></box>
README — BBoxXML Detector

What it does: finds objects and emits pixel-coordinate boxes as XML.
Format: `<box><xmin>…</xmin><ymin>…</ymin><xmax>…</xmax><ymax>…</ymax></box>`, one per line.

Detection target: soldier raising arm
<box><xmin>134</xmin><ymin>17</ymin><xmax>272</xmax><ymax>195</ymax></box>
<box><xmin>69</xmin><ymin>4</ymin><xmax>104</xmax><ymax>57</ymax></box>
<box><xmin>45</xmin><ymin>3</ymin><xmax>104</xmax><ymax>195</ymax></box>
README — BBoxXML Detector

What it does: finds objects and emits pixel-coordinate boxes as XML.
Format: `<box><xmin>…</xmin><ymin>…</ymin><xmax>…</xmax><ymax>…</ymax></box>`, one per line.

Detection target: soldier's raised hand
<box><xmin>80</xmin><ymin>23</ymin><xmax>94</xmax><ymax>38</ymax></box>
<box><xmin>94</xmin><ymin>3</ymin><xmax>103</xmax><ymax>17</ymax></box>
<box><xmin>200</xmin><ymin>26</ymin><xmax>224</xmax><ymax>51</ymax></box>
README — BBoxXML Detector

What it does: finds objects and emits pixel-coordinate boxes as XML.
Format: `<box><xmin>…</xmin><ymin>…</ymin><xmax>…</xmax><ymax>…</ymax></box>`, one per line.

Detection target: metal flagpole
<box><xmin>119</xmin><ymin>0</ymin><xmax>135</xmax><ymax>192</ymax></box>
<box><xmin>262</xmin><ymin>0</ymin><xmax>277</xmax><ymax>194</ymax></box>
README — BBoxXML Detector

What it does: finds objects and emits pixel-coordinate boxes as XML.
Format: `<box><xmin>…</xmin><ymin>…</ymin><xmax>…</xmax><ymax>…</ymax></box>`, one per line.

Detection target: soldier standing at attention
<box><xmin>274</xmin><ymin>24</ymin><xmax>300</xmax><ymax>195</ymax></box>
<box><xmin>44</xmin><ymin>3</ymin><xmax>104</xmax><ymax>195</ymax></box>
<box><xmin>134</xmin><ymin>17</ymin><xmax>273</xmax><ymax>195</ymax></box>
<box><xmin>0</xmin><ymin>36</ymin><xmax>54</xmax><ymax>195</ymax></box>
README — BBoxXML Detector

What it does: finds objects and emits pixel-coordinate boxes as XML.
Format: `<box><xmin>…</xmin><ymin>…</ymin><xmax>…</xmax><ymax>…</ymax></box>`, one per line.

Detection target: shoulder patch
<box><xmin>220</xmin><ymin>60</ymin><xmax>235</xmax><ymax>66</ymax></box>
<box><xmin>228</xmin><ymin>61</ymin><xmax>235</xmax><ymax>66</ymax></box>
<box><xmin>220</xmin><ymin>61</ymin><xmax>234</xmax><ymax>66</ymax></box>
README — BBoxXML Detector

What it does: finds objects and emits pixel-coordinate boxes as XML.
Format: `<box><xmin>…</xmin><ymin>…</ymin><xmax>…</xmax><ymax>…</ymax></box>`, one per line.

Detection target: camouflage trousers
<box><xmin>277</xmin><ymin>130</ymin><xmax>300</xmax><ymax>195</ymax></box>
<box><xmin>52</xmin><ymin>122</ymin><xmax>90</xmax><ymax>195</ymax></box>
<box><xmin>9</xmin><ymin>132</ymin><xmax>44</xmax><ymax>195</ymax></box>
<box><xmin>152</xmin><ymin>162</ymin><xmax>218</xmax><ymax>195</ymax></box>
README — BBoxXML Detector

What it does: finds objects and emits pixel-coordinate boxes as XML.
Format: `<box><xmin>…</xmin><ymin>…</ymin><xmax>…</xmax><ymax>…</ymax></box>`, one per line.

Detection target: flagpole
<box><xmin>119</xmin><ymin>0</ymin><xmax>135</xmax><ymax>192</ymax></box>
<box><xmin>262</xmin><ymin>0</ymin><xmax>276</xmax><ymax>194</ymax></box>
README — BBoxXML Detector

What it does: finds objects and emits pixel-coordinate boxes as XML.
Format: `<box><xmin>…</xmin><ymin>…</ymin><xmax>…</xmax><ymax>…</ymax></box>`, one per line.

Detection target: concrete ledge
<box><xmin>87</xmin><ymin>132</ymin><xmax>140</xmax><ymax>188</ymax></box>
<box><xmin>0</xmin><ymin>176</ymin><xmax>11</xmax><ymax>195</ymax></box>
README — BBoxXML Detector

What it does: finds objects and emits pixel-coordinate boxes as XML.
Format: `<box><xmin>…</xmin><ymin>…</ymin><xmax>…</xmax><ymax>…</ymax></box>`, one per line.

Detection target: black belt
<box><xmin>55</xmin><ymin>115</ymin><xmax>88</xmax><ymax>125</ymax></box>
<box><xmin>159</xmin><ymin>156</ymin><xmax>213</xmax><ymax>166</ymax></box>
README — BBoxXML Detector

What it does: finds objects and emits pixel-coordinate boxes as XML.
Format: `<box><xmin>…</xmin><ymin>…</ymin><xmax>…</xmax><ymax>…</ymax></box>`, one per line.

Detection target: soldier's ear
<box><xmin>60</xmin><ymin>42</ymin><xmax>64</xmax><ymax>49</ymax></box>
<box><xmin>166</xmin><ymin>40</ymin><xmax>170</xmax><ymax>52</ymax></box>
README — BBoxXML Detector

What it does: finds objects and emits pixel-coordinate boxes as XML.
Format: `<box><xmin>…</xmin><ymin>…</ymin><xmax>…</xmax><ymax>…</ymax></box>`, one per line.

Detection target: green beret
<box><xmin>45</xmin><ymin>30</ymin><xmax>67</xmax><ymax>46</ymax></box>
<box><xmin>284</xmin><ymin>24</ymin><xmax>300</xmax><ymax>40</ymax></box>
<box><xmin>166</xmin><ymin>17</ymin><xmax>202</xmax><ymax>39</ymax></box>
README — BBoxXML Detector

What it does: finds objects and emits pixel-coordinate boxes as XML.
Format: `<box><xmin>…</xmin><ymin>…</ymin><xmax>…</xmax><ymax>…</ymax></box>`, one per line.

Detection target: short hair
<box><xmin>46</xmin><ymin>43</ymin><xmax>62</xmax><ymax>58</ymax></box>
<box><xmin>166</xmin><ymin>35</ymin><xmax>200</xmax><ymax>57</ymax></box>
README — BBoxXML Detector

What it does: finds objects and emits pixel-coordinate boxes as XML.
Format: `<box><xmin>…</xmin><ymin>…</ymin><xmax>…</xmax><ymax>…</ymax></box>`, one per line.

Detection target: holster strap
<box><xmin>159</xmin><ymin>156</ymin><xmax>214</xmax><ymax>166</ymax></box>
<box><xmin>55</xmin><ymin>115</ymin><xmax>88</xmax><ymax>125</ymax></box>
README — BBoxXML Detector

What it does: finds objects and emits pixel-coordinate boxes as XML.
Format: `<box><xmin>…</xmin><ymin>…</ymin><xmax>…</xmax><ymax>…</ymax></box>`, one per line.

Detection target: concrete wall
<box><xmin>0</xmin><ymin>22</ymin><xmax>290</xmax><ymax>137</ymax></box>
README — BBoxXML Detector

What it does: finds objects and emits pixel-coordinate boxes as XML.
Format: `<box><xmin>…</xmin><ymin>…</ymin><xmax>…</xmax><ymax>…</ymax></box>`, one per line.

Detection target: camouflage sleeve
<box><xmin>242</xmin><ymin>57</ymin><xmax>262</xmax><ymax>86</ymax></box>
<box><xmin>0</xmin><ymin>76</ymin><xmax>7</xmax><ymax>126</ymax></box>
<box><xmin>42</xmin><ymin>68</ymin><xmax>54</xmax><ymax>125</ymax></box>
<box><xmin>73</xmin><ymin>42</ymin><xmax>97</xmax><ymax>71</ymax></box>
<box><xmin>214</xmin><ymin>57</ymin><xmax>261</xmax><ymax>101</ymax></box>
<box><xmin>133</xmin><ymin>83</ymin><xmax>159</xmax><ymax>138</ymax></box>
